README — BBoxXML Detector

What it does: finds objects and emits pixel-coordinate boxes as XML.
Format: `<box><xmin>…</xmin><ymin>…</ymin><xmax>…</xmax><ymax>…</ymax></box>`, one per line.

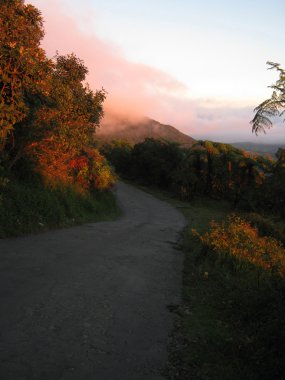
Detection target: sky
<box><xmin>29</xmin><ymin>0</ymin><xmax>285</xmax><ymax>143</ymax></box>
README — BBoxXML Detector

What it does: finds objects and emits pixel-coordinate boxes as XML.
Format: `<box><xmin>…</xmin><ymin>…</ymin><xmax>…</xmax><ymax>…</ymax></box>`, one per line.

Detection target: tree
<box><xmin>0</xmin><ymin>1</ymin><xmax>115</xmax><ymax>192</ymax></box>
<box><xmin>43</xmin><ymin>53</ymin><xmax>105</xmax><ymax>155</ymax></box>
<box><xmin>251</xmin><ymin>62</ymin><xmax>285</xmax><ymax>135</ymax></box>
<box><xmin>27</xmin><ymin>53</ymin><xmax>107</xmax><ymax>189</ymax></box>
<box><xmin>100</xmin><ymin>140</ymin><xmax>133</xmax><ymax>176</ymax></box>
<box><xmin>0</xmin><ymin>0</ymin><xmax>51</xmax><ymax>151</ymax></box>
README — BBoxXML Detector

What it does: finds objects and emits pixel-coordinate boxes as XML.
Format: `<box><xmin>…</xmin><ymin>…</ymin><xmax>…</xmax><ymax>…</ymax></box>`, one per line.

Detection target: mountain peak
<box><xmin>98</xmin><ymin>115</ymin><xmax>196</xmax><ymax>147</ymax></box>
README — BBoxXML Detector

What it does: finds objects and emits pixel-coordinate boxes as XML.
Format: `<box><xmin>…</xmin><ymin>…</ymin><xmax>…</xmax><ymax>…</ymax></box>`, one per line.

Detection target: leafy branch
<box><xmin>251</xmin><ymin>61</ymin><xmax>285</xmax><ymax>135</ymax></box>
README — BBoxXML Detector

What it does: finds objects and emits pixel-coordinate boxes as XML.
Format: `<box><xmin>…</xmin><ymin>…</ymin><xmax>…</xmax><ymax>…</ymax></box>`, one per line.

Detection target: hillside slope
<box><xmin>97</xmin><ymin>117</ymin><xmax>196</xmax><ymax>147</ymax></box>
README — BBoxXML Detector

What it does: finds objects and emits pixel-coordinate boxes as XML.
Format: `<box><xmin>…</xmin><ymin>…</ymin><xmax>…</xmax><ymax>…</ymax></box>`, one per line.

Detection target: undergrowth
<box><xmin>134</xmin><ymin>181</ymin><xmax>285</xmax><ymax>380</ymax></box>
<box><xmin>0</xmin><ymin>179</ymin><xmax>120</xmax><ymax>238</ymax></box>
<box><xmin>165</xmin><ymin>198</ymin><xmax>285</xmax><ymax>380</ymax></box>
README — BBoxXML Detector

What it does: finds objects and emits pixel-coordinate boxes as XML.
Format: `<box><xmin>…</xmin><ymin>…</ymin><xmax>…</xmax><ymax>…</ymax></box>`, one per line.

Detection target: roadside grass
<box><xmin>172</xmin><ymin>201</ymin><xmax>285</xmax><ymax>380</ymax></box>
<box><xmin>132</xmin><ymin>183</ymin><xmax>285</xmax><ymax>380</ymax></box>
<box><xmin>0</xmin><ymin>179</ymin><xmax>121</xmax><ymax>238</ymax></box>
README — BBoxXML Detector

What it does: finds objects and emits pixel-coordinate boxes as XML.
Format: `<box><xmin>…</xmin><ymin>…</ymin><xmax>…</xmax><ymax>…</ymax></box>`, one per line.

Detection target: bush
<box><xmin>193</xmin><ymin>215</ymin><xmax>285</xmax><ymax>280</ymax></box>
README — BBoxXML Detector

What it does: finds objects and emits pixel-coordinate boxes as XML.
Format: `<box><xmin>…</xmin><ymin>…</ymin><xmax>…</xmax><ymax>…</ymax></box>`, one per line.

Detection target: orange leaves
<box><xmin>27</xmin><ymin>137</ymin><xmax>74</xmax><ymax>187</ymax></box>
<box><xmin>27</xmin><ymin>139</ymin><xmax>116</xmax><ymax>192</ymax></box>
<box><xmin>193</xmin><ymin>215</ymin><xmax>285</xmax><ymax>278</ymax></box>
<box><xmin>0</xmin><ymin>0</ymin><xmax>51</xmax><ymax>151</ymax></box>
<box><xmin>70</xmin><ymin>156</ymin><xmax>89</xmax><ymax>170</ymax></box>
<box><xmin>19</xmin><ymin>51</ymin><xmax>110</xmax><ymax>192</ymax></box>
<box><xmin>69</xmin><ymin>148</ymin><xmax>116</xmax><ymax>192</ymax></box>
<box><xmin>0</xmin><ymin>2</ymin><xmax>113</xmax><ymax>196</ymax></box>
<box><xmin>74</xmin><ymin>148</ymin><xmax>116</xmax><ymax>192</ymax></box>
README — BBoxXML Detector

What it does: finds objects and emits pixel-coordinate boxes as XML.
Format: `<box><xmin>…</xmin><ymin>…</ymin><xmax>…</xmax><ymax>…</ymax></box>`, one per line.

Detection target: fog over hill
<box><xmin>98</xmin><ymin>116</ymin><xmax>196</xmax><ymax>147</ymax></box>
<box><xmin>98</xmin><ymin>114</ymin><xmax>285</xmax><ymax>157</ymax></box>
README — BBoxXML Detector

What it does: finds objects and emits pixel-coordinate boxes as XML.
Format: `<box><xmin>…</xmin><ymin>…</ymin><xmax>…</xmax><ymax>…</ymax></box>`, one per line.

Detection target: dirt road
<box><xmin>0</xmin><ymin>182</ymin><xmax>186</xmax><ymax>380</ymax></box>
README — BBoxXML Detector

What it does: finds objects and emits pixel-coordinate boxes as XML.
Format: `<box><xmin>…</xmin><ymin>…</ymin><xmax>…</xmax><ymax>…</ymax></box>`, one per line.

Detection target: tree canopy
<box><xmin>0</xmin><ymin>0</ymin><xmax>51</xmax><ymax>150</ymax></box>
<box><xmin>0</xmin><ymin>0</ymin><xmax>115</xmax><ymax>192</ymax></box>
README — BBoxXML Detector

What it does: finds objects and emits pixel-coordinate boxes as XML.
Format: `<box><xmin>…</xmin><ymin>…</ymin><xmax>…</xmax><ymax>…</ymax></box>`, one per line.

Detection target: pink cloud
<box><xmin>28</xmin><ymin>0</ymin><xmax>283</xmax><ymax>143</ymax></box>
<box><xmin>31</xmin><ymin>0</ymin><xmax>193</xmax><ymax>124</ymax></box>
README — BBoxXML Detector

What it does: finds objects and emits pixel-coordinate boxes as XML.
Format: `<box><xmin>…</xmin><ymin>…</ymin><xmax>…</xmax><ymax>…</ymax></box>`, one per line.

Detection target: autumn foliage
<box><xmin>0</xmin><ymin>0</ymin><xmax>51</xmax><ymax>150</ymax></box>
<box><xmin>193</xmin><ymin>215</ymin><xmax>285</xmax><ymax>279</ymax></box>
<box><xmin>0</xmin><ymin>0</ymin><xmax>116</xmax><ymax>192</ymax></box>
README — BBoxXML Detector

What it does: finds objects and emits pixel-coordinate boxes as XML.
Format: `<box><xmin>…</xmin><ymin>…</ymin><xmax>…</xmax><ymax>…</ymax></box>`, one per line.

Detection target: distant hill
<box><xmin>97</xmin><ymin>116</ymin><xmax>196</xmax><ymax>148</ymax></box>
<box><xmin>232</xmin><ymin>142</ymin><xmax>285</xmax><ymax>157</ymax></box>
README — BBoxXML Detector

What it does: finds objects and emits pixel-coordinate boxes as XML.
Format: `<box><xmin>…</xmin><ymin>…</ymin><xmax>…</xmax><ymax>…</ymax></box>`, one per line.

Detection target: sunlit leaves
<box><xmin>28</xmin><ymin>140</ymin><xmax>116</xmax><ymax>192</ymax></box>
<box><xmin>0</xmin><ymin>1</ymin><xmax>114</xmax><ymax>192</ymax></box>
<box><xmin>193</xmin><ymin>215</ymin><xmax>285</xmax><ymax>279</ymax></box>
<box><xmin>0</xmin><ymin>0</ymin><xmax>51</xmax><ymax>150</ymax></box>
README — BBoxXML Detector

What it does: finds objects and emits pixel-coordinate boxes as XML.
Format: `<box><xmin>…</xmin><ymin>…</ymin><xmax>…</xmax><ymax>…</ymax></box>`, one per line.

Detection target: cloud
<box><xmin>28</xmin><ymin>0</ymin><xmax>285</xmax><ymax>143</ymax></box>
<box><xmin>31</xmin><ymin>0</ymin><xmax>192</xmax><ymax>121</ymax></box>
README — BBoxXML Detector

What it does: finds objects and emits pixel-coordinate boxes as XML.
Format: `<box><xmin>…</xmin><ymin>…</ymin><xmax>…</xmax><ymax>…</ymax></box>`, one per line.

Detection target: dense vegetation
<box><xmin>102</xmin><ymin>138</ymin><xmax>285</xmax><ymax>379</ymax></box>
<box><xmin>2</xmin><ymin>1</ymin><xmax>285</xmax><ymax>378</ymax></box>
<box><xmin>0</xmin><ymin>0</ymin><xmax>118</xmax><ymax>235</ymax></box>
<box><xmin>165</xmin><ymin>197</ymin><xmax>285</xmax><ymax>380</ymax></box>
<box><xmin>102</xmin><ymin>138</ymin><xmax>285</xmax><ymax>217</ymax></box>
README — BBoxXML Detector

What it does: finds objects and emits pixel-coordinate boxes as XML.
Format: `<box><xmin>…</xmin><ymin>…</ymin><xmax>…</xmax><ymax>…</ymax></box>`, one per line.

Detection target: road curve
<box><xmin>0</xmin><ymin>182</ymin><xmax>186</xmax><ymax>380</ymax></box>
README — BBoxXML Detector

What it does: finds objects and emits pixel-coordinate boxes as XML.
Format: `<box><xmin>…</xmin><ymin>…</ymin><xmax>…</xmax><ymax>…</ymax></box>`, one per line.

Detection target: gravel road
<box><xmin>0</xmin><ymin>182</ymin><xmax>186</xmax><ymax>380</ymax></box>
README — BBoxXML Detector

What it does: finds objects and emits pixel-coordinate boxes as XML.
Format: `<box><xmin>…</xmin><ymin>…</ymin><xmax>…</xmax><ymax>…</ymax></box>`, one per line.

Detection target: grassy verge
<box><xmin>167</xmin><ymin>199</ymin><xmax>285</xmax><ymax>380</ymax></box>
<box><xmin>0</xmin><ymin>179</ymin><xmax>120</xmax><ymax>238</ymax></box>
<box><xmin>131</xmin><ymin>183</ymin><xmax>285</xmax><ymax>380</ymax></box>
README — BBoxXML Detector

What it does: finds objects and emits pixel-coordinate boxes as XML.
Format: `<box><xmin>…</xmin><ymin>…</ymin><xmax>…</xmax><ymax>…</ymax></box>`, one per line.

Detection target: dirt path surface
<box><xmin>0</xmin><ymin>182</ymin><xmax>186</xmax><ymax>380</ymax></box>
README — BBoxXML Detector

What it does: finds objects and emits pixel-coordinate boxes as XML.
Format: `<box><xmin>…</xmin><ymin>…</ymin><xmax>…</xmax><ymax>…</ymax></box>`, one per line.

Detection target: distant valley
<box><xmin>231</xmin><ymin>142</ymin><xmax>285</xmax><ymax>157</ymax></box>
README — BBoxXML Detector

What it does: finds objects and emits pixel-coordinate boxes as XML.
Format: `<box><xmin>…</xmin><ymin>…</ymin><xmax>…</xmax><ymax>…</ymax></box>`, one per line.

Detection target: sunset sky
<box><xmin>30</xmin><ymin>0</ymin><xmax>285</xmax><ymax>143</ymax></box>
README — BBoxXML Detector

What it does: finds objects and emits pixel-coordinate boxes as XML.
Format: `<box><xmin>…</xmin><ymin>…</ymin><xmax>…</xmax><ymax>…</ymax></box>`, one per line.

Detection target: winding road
<box><xmin>0</xmin><ymin>182</ymin><xmax>186</xmax><ymax>380</ymax></box>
